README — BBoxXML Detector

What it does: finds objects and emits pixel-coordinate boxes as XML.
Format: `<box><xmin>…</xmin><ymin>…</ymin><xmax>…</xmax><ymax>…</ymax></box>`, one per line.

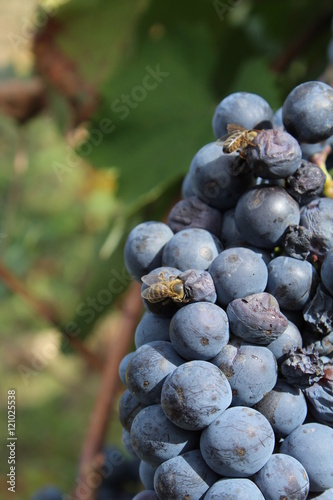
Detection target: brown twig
<box><xmin>76</xmin><ymin>280</ymin><xmax>143</xmax><ymax>500</ymax></box>
<box><xmin>32</xmin><ymin>17</ymin><xmax>99</xmax><ymax>128</ymax></box>
<box><xmin>0</xmin><ymin>77</ymin><xmax>46</xmax><ymax>124</ymax></box>
<box><xmin>271</xmin><ymin>10</ymin><xmax>333</xmax><ymax>73</ymax></box>
<box><xmin>0</xmin><ymin>260</ymin><xmax>103</xmax><ymax>372</ymax></box>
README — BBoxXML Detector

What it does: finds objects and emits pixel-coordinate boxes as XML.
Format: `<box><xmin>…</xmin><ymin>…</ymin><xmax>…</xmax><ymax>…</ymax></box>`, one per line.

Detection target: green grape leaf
<box><xmin>62</xmin><ymin>175</ymin><xmax>183</xmax><ymax>345</ymax></box>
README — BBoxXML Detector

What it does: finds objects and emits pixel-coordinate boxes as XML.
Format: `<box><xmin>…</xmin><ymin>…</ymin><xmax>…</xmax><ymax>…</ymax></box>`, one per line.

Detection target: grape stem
<box><xmin>310</xmin><ymin>144</ymin><xmax>333</xmax><ymax>198</ymax></box>
<box><xmin>76</xmin><ymin>280</ymin><xmax>143</xmax><ymax>500</ymax></box>
<box><xmin>0</xmin><ymin>260</ymin><xmax>103</xmax><ymax>372</ymax></box>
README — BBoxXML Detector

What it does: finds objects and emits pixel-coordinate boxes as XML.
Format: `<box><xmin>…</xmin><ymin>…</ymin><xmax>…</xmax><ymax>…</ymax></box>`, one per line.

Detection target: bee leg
<box><xmin>239</xmin><ymin>150</ymin><xmax>247</xmax><ymax>160</ymax></box>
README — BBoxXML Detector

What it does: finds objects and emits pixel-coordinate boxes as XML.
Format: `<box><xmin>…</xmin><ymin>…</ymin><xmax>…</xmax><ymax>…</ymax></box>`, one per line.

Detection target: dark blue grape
<box><xmin>253</xmin><ymin>453</ymin><xmax>309</xmax><ymax>500</ymax></box>
<box><xmin>266</xmin><ymin>256</ymin><xmax>318</xmax><ymax>310</ymax></box>
<box><xmin>285</xmin><ymin>160</ymin><xmax>326</xmax><ymax>205</ymax></box>
<box><xmin>280</xmin><ymin>423</ymin><xmax>333</xmax><ymax>492</ymax></box>
<box><xmin>154</xmin><ymin>449</ymin><xmax>219</xmax><ymax>500</ymax></box>
<box><xmin>253</xmin><ymin>379</ymin><xmax>307</xmax><ymax>437</ymax></box>
<box><xmin>181</xmin><ymin>172</ymin><xmax>195</xmax><ymax>198</ymax></box>
<box><xmin>280</xmin><ymin>347</ymin><xmax>324</xmax><ymax>389</ymax></box>
<box><xmin>162</xmin><ymin>228</ymin><xmax>222</xmax><ymax>271</ymax></box>
<box><xmin>304</xmin><ymin>373</ymin><xmax>333</xmax><ymax>426</ymax></box>
<box><xmin>134</xmin><ymin>313</ymin><xmax>170</xmax><ymax>348</ymax></box>
<box><xmin>124</xmin><ymin>222</ymin><xmax>173</xmax><ymax>281</ymax></box>
<box><xmin>282</xmin><ymin>81</ymin><xmax>333</xmax><ymax>143</ymax></box>
<box><xmin>188</xmin><ymin>142</ymin><xmax>254</xmax><ymax>211</ymax></box>
<box><xmin>211</xmin><ymin>341</ymin><xmax>277</xmax><ymax>406</ymax></box>
<box><xmin>204</xmin><ymin>478</ymin><xmax>264</xmax><ymax>499</ymax></box>
<box><xmin>168</xmin><ymin>196</ymin><xmax>222</xmax><ymax>237</ymax></box>
<box><xmin>208</xmin><ymin>247</ymin><xmax>268</xmax><ymax>307</ymax></box>
<box><xmin>31</xmin><ymin>486</ymin><xmax>63</xmax><ymax>500</ymax></box>
<box><xmin>132</xmin><ymin>491</ymin><xmax>158</xmax><ymax>500</ymax></box>
<box><xmin>119</xmin><ymin>352</ymin><xmax>135</xmax><ymax>385</ymax></box>
<box><xmin>273</xmin><ymin>106</ymin><xmax>284</xmax><ymax>129</ymax></box>
<box><xmin>122</xmin><ymin>428</ymin><xmax>138</xmax><ymax>458</ymax></box>
<box><xmin>300</xmin><ymin>197</ymin><xmax>333</xmax><ymax>261</ymax></box>
<box><xmin>310</xmin><ymin>488</ymin><xmax>333</xmax><ymax>499</ymax></box>
<box><xmin>303</xmin><ymin>330</ymin><xmax>333</xmax><ymax>358</ymax></box>
<box><xmin>303</xmin><ymin>284</ymin><xmax>333</xmax><ymax>336</ymax></box>
<box><xmin>130</xmin><ymin>404</ymin><xmax>199</xmax><ymax>466</ymax></box>
<box><xmin>220</xmin><ymin>208</ymin><xmax>243</xmax><ymax>247</ymax></box>
<box><xmin>200</xmin><ymin>406</ymin><xmax>275</xmax><ymax>476</ymax></box>
<box><xmin>267</xmin><ymin>320</ymin><xmax>303</xmax><ymax>364</ymax></box>
<box><xmin>280</xmin><ymin>224</ymin><xmax>311</xmax><ymax>260</ymax></box>
<box><xmin>99</xmin><ymin>445</ymin><xmax>140</xmax><ymax>488</ymax></box>
<box><xmin>281</xmin><ymin>308</ymin><xmax>305</xmax><ymax>329</ymax></box>
<box><xmin>226</xmin><ymin>292</ymin><xmax>288</xmax><ymax>345</ymax></box>
<box><xmin>97</xmin><ymin>486</ymin><xmax>131</xmax><ymax>500</ymax></box>
<box><xmin>161</xmin><ymin>360</ymin><xmax>232</xmax><ymax>430</ymax></box>
<box><xmin>246</xmin><ymin>129</ymin><xmax>302</xmax><ymax>179</ymax></box>
<box><xmin>234</xmin><ymin>185</ymin><xmax>300</xmax><ymax>249</ymax></box>
<box><xmin>169</xmin><ymin>302</ymin><xmax>229</xmax><ymax>360</ymax></box>
<box><xmin>212</xmin><ymin>92</ymin><xmax>274</xmax><ymax>138</ymax></box>
<box><xmin>300</xmin><ymin>140</ymin><xmax>329</xmax><ymax>161</ymax></box>
<box><xmin>178</xmin><ymin>269</ymin><xmax>217</xmax><ymax>304</ymax></box>
<box><xmin>126</xmin><ymin>341</ymin><xmax>184</xmax><ymax>404</ymax></box>
<box><xmin>237</xmin><ymin>244</ymin><xmax>273</xmax><ymax>265</ymax></box>
<box><xmin>321</xmin><ymin>249</ymin><xmax>333</xmax><ymax>296</ymax></box>
<box><xmin>139</xmin><ymin>461</ymin><xmax>158</xmax><ymax>490</ymax></box>
<box><xmin>118</xmin><ymin>389</ymin><xmax>146</xmax><ymax>432</ymax></box>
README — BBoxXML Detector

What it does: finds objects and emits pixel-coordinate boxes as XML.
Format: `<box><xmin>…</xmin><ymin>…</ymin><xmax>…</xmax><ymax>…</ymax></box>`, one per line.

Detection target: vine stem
<box><xmin>76</xmin><ymin>280</ymin><xmax>143</xmax><ymax>500</ymax></box>
<box><xmin>271</xmin><ymin>10</ymin><xmax>333</xmax><ymax>73</ymax></box>
<box><xmin>0</xmin><ymin>260</ymin><xmax>103</xmax><ymax>372</ymax></box>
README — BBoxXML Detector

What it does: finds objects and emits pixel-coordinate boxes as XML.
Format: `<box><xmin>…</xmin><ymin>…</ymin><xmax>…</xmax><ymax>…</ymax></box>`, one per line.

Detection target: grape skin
<box><xmin>120</xmin><ymin>85</ymin><xmax>333</xmax><ymax>500</ymax></box>
<box><xmin>280</xmin><ymin>423</ymin><xmax>333</xmax><ymax>492</ymax></box>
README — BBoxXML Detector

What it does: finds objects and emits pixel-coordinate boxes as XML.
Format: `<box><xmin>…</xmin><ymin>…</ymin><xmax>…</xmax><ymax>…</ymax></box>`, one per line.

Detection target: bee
<box><xmin>141</xmin><ymin>271</ymin><xmax>189</xmax><ymax>304</ymax></box>
<box><xmin>216</xmin><ymin>124</ymin><xmax>259</xmax><ymax>158</ymax></box>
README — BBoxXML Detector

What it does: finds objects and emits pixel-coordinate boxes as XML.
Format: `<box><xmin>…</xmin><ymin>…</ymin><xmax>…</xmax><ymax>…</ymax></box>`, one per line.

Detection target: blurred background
<box><xmin>0</xmin><ymin>0</ymin><xmax>332</xmax><ymax>498</ymax></box>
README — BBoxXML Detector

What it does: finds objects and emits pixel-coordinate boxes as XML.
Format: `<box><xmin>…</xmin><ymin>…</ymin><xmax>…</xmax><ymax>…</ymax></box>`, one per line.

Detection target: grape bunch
<box><xmin>120</xmin><ymin>81</ymin><xmax>333</xmax><ymax>500</ymax></box>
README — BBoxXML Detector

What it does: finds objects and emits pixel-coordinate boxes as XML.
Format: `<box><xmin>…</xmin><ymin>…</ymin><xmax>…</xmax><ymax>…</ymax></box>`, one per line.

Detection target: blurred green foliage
<box><xmin>0</xmin><ymin>0</ymin><xmax>332</xmax><ymax>497</ymax></box>
<box><xmin>54</xmin><ymin>0</ymin><xmax>333</xmax><ymax>338</ymax></box>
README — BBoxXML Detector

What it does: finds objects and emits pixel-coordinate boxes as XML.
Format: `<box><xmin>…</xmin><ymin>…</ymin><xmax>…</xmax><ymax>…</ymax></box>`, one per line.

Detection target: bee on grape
<box><xmin>141</xmin><ymin>272</ymin><xmax>190</xmax><ymax>304</ymax></box>
<box><xmin>216</xmin><ymin>123</ymin><xmax>259</xmax><ymax>158</ymax></box>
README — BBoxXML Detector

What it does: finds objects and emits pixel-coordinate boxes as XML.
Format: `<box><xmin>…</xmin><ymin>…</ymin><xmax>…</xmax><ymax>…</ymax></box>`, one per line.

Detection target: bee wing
<box><xmin>216</xmin><ymin>133</ymin><xmax>232</xmax><ymax>146</ymax></box>
<box><xmin>141</xmin><ymin>284</ymin><xmax>168</xmax><ymax>302</ymax></box>
<box><xmin>141</xmin><ymin>287</ymin><xmax>156</xmax><ymax>301</ymax></box>
<box><xmin>141</xmin><ymin>273</ymin><xmax>160</xmax><ymax>286</ymax></box>
<box><xmin>227</xmin><ymin>123</ymin><xmax>247</xmax><ymax>133</ymax></box>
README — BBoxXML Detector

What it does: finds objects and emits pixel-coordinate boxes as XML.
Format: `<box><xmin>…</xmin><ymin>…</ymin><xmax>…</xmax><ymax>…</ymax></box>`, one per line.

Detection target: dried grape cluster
<box><xmin>120</xmin><ymin>81</ymin><xmax>333</xmax><ymax>500</ymax></box>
